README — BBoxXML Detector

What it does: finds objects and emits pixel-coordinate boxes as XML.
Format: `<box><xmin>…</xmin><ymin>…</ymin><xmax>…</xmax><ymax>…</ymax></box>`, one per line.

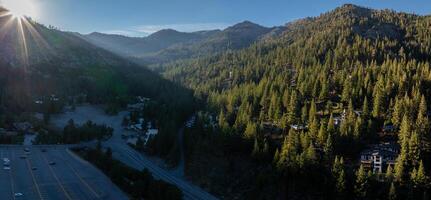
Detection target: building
<box><xmin>290</xmin><ymin>124</ymin><xmax>307</xmax><ymax>131</ymax></box>
<box><xmin>333</xmin><ymin>116</ymin><xmax>343</xmax><ymax>126</ymax></box>
<box><xmin>360</xmin><ymin>142</ymin><xmax>399</xmax><ymax>173</ymax></box>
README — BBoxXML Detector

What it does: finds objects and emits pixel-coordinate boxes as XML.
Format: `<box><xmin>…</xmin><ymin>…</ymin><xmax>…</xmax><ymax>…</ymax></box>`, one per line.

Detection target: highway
<box><xmin>51</xmin><ymin>105</ymin><xmax>219</xmax><ymax>200</ymax></box>
<box><xmin>0</xmin><ymin>145</ymin><xmax>127</xmax><ymax>200</ymax></box>
<box><xmin>102</xmin><ymin>113</ymin><xmax>219</xmax><ymax>200</ymax></box>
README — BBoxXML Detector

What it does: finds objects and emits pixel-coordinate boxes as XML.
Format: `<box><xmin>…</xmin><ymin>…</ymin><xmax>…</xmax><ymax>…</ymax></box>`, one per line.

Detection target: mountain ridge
<box><xmin>82</xmin><ymin>20</ymin><xmax>282</xmax><ymax>64</ymax></box>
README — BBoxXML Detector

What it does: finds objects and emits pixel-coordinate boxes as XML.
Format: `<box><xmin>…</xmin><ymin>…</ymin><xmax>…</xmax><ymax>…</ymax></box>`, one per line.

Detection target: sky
<box><xmin>0</xmin><ymin>0</ymin><xmax>430</xmax><ymax>37</ymax></box>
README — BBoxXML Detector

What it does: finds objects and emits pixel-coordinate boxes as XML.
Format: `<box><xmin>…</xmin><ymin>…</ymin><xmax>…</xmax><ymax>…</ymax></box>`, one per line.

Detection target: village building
<box><xmin>290</xmin><ymin>124</ymin><xmax>307</xmax><ymax>131</ymax></box>
<box><xmin>360</xmin><ymin>142</ymin><xmax>399</xmax><ymax>173</ymax></box>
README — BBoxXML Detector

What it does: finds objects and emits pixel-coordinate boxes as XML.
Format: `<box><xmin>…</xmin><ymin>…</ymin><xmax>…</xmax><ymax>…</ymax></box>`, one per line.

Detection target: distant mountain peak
<box><xmin>148</xmin><ymin>29</ymin><xmax>181</xmax><ymax>37</ymax></box>
<box><xmin>229</xmin><ymin>20</ymin><xmax>265</xmax><ymax>29</ymax></box>
<box><xmin>333</xmin><ymin>3</ymin><xmax>372</xmax><ymax>18</ymax></box>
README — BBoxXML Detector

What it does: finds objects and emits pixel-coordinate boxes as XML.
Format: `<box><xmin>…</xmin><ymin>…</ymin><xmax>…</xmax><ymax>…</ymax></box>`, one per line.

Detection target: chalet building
<box><xmin>360</xmin><ymin>142</ymin><xmax>400</xmax><ymax>173</ymax></box>
<box><xmin>333</xmin><ymin>116</ymin><xmax>343</xmax><ymax>126</ymax></box>
<box><xmin>290</xmin><ymin>124</ymin><xmax>307</xmax><ymax>131</ymax></box>
<box><xmin>333</xmin><ymin>110</ymin><xmax>362</xmax><ymax>126</ymax></box>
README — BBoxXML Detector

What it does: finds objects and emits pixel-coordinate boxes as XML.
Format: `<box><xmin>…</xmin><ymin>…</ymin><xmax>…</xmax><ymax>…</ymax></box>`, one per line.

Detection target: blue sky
<box><xmin>2</xmin><ymin>0</ymin><xmax>431</xmax><ymax>37</ymax></box>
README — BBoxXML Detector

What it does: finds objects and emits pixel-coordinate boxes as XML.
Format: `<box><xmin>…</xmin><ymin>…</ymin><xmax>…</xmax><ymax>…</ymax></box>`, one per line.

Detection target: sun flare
<box><xmin>1</xmin><ymin>0</ymin><xmax>38</xmax><ymax>19</ymax></box>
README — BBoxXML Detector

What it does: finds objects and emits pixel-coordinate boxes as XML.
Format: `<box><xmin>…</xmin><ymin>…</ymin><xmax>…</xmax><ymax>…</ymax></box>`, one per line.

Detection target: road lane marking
<box><xmin>40</xmin><ymin>149</ymin><xmax>73</xmax><ymax>200</ymax></box>
<box><xmin>62</xmin><ymin>150</ymin><xmax>101</xmax><ymax>199</ymax></box>
<box><xmin>26</xmin><ymin>156</ymin><xmax>44</xmax><ymax>200</ymax></box>
<box><xmin>3</xmin><ymin>149</ymin><xmax>16</xmax><ymax>200</ymax></box>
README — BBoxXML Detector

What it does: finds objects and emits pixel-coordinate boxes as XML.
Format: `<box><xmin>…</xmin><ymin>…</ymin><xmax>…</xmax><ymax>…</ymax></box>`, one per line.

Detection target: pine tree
<box><xmin>392</xmin><ymin>98</ymin><xmax>403</xmax><ymax>126</ymax></box>
<box><xmin>399</xmin><ymin>115</ymin><xmax>412</xmax><ymax>146</ymax></box>
<box><xmin>341</xmin><ymin>79</ymin><xmax>352</xmax><ymax>102</ymax></box>
<box><xmin>372</xmin><ymin>78</ymin><xmax>385</xmax><ymax>118</ymax></box>
<box><xmin>252</xmin><ymin>137</ymin><xmax>261</xmax><ymax>158</ymax></box>
<box><xmin>408</xmin><ymin>132</ymin><xmax>421</xmax><ymax>166</ymax></box>
<box><xmin>218</xmin><ymin>110</ymin><xmax>229</xmax><ymax>132</ymax></box>
<box><xmin>355</xmin><ymin>165</ymin><xmax>369</xmax><ymax>199</ymax></box>
<box><xmin>319</xmin><ymin>79</ymin><xmax>329</xmax><ymax>100</ymax></box>
<box><xmin>362</xmin><ymin>96</ymin><xmax>369</xmax><ymax>118</ymax></box>
<box><xmin>287</xmin><ymin>91</ymin><xmax>300</xmax><ymax>124</ymax></box>
<box><xmin>416</xmin><ymin>95</ymin><xmax>429</xmax><ymax>136</ymax></box>
<box><xmin>244</xmin><ymin>121</ymin><xmax>258</xmax><ymax>139</ymax></box>
<box><xmin>394</xmin><ymin>155</ymin><xmax>406</xmax><ymax>184</ymax></box>
<box><xmin>354</xmin><ymin>116</ymin><xmax>364</xmax><ymax>139</ymax></box>
<box><xmin>308</xmin><ymin>117</ymin><xmax>319</xmax><ymax>139</ymax></box>
<box><xmin>324</xmin><ymin>133</ymin><xmax>334</xmax><ymax>159</ymax></box>
<box><xmin>333</xmin><ymin>156</ymin><xmax>346</xmax><ymax>195</ymax></box>
<box><xmin>388</xmin><ymin>182</ymin><xmax>397</xmax><ymax>200</ymax></box>
<box><xmin>386</xmin><ymin>165</ymin><xmax>394</xmax><ymax>182</ymax></box>
<box><xmin>308</xmin><ymin>100</ymin><xmax>317</xmax><ymax>123</ymax></box>
<box><xmin>318</xmin><ymin>122</ymin><xmax>328</xmax><ymax>146</ymax></box>
<box><xmin>411</xmin><ymin>160</ymin><xmax>428</xmax><ymax>187</ymax></box>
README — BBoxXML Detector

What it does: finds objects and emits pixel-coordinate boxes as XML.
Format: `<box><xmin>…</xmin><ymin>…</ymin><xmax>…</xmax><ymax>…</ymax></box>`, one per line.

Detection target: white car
<box><xmin>14</xmin><ymin>193</ymin><xmax>23</xmax><ymax>197</ymax></box>
<box><xmin>3</xmin><ymin>158</ymin><xmax>9</xmax><ymax>162</ymax></box>
<box><xmin>3</xmin><ymin>167</ymin><xmax>10</xmax><ymax>170</ymax></box>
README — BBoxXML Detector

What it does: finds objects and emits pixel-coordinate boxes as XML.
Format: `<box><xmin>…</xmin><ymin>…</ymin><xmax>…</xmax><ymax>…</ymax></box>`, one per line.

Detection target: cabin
<box><xmin>360</xmin><ymin>142</ymin><xmax>399</xmax><ymax>173</ymax></box>
<box><xmin>290</xmin><ymin>124</ymin><xmax>307</xmax><ymax>131</ymax></box>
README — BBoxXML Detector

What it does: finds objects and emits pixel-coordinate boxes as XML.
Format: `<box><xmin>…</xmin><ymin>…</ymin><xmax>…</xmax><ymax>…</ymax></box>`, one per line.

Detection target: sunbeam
<box><xmin>1</xmin><ymin>0</ymin><xmax>38</xmax><ymax>20</ymax></box>
<box><xmin>0</xmin><ymin>6</ymin><xmax>53</xmax><ymax>69</ymax></box>
<box><xmin>16</xmin><ymin>17</ymin><xmax>29</xmax><ymax>68</ymax></box>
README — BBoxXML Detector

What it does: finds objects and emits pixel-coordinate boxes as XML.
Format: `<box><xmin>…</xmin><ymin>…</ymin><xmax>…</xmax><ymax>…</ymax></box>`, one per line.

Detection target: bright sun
<box><xmin>1</xmin><ymin>0</ymin><xmax>38</xmax><ymax>19</ymax></box>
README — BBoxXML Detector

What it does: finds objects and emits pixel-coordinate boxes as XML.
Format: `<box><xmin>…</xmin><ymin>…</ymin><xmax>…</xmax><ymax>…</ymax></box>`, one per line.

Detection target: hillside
<box><xmin>82</xmin><ymin>29</ymin><xmax>220</xmax><ymax>59</ymax></box>
<box><xmin>0</xmin><ymin>7</ymin><xmax>195</xmax><ymax>161</ymax></box>
<box><xmin>161</xmin><ymin>4</ymin><xmax>431</xmax><ymax>199</ymax></box>
<box><xmin>83</xmin><ymin>21</ymin><xmax>281</xmax><ymax>64</ymax></box>
<box><xmin>0</xmin><ymin>6</ymin><xmax>195</xmax><ymax>107</ymax></box>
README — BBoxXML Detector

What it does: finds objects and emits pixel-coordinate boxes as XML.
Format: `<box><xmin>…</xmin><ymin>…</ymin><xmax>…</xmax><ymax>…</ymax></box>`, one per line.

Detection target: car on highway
<box><xmin>20</xmin><ymin>155</ymin><xmax>26</xmax><ymax>159</ymax></box>
<box><xmin>14</xmin><ymin>193</ymin><xmax>23</xmax><ymax>197</ymax></box>
<box><xmin>3</xmin><ymin>158</ymin><xmax>9</xmax><ymax>162</ymax></box>
<box><xmin>3</xmin><ymin>166</ymin><xmax>10</xmax><ymax>170</ymax></box>
<box><xmin>32</xmin><ymin>167</ymin><xmax>37</xmax><ymax>170</ymax></box>
<box><xmin>41</xmin><ymin>149</ymin><xmax>47</xmax><ymax>152</ymax></box>
<box><xmin>49</xmin><ymin>161</ymin><xmax>56</xmax><ymax>165</ymax></box>
<box><xmin>24</xmin><ymin>148</ymin><xmax>30</xmax><ymax>152</ymax></box>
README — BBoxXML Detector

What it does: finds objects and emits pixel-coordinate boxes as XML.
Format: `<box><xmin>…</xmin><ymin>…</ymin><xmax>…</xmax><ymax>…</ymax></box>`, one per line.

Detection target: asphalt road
<box><xmin>0</xmin><ymin>145</ymin><xmax>127</xmax><ymax>200</ymax></box>
<box><xmin>52</xmin><ymin>105</ymin><xmax>219</xmax><ymax>200</ymax></box>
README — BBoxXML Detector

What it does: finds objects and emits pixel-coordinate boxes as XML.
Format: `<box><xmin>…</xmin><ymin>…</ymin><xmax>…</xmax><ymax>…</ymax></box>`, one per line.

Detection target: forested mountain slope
<box><xmin>83</xmin><ymin>21</ymin><xmax>281</xmax><ymax>64</ymax></box>
<box><xmin>82</xmin><ymin>29</ymin><xmax>220</xmax><ymax>59</ymax></box>
<box><xmin>161</xmin><ymin>4</ymin><xmax>431</xmax><ymax>199</ymax></box>
<box><xmin>0</xmin><ymin>7</ymin><xmax>194</xmax><ymax>161</ymax></box>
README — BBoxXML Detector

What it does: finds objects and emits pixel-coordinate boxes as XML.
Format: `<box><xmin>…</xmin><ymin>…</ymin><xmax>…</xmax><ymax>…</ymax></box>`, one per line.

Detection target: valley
<box><xmin>0</xmin><ymin>1</ymin><xmax>430</xmax><ymax>200</ymax></box>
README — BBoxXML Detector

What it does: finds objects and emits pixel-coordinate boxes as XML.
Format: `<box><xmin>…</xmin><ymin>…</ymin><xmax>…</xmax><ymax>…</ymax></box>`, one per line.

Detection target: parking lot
<box><xmin>0</xmin><ymin>146</ymin><xmax>127</xmax><ymax>200</ymax></box>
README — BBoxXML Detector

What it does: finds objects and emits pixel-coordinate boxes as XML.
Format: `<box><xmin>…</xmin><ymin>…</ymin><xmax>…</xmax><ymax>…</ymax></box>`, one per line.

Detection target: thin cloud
<box><xmin>102</xmin><ymin>29</ymin><xmax>143</xmax><ymax>37</ymax></box>
<box><xmin>103</xmin><ymin>22</ymin><xmax>231</xmax><ymax>37</ymax></box>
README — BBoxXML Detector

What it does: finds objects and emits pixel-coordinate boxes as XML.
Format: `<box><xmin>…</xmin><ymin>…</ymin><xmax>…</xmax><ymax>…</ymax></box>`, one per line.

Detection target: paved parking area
<box><xmin>0</xmin><ymin>146</ymin><xmax>127</xmax><ymax>200</ymax></box>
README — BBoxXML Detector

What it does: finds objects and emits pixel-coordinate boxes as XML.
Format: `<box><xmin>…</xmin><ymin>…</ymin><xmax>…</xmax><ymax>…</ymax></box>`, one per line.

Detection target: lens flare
<box><xmin>1</xmin><ymin>0</ymin><xmax>38</xmax><ymax>19</ymax></box>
